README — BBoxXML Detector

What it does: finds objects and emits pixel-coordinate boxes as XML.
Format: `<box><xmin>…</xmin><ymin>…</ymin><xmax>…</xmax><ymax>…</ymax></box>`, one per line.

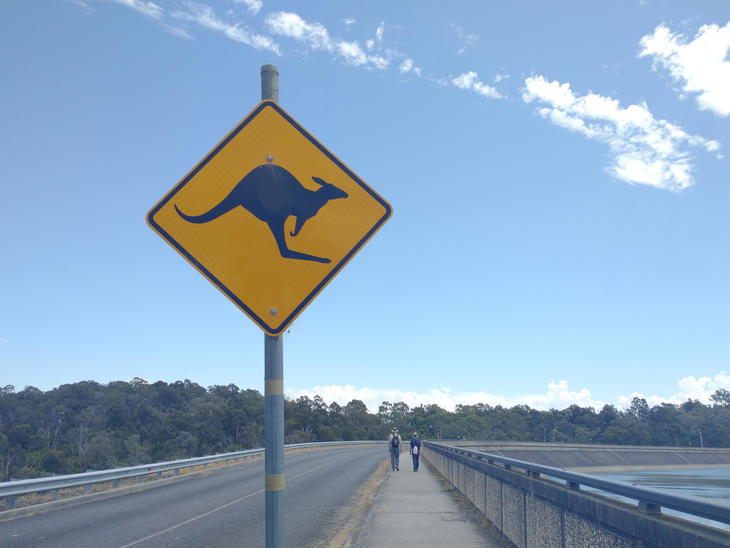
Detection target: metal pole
<box><xmin>264</xmin><ymin>334</ymin><xmax>284</xmax><ymax>548</ymax></box>
<box><xmin>261</xmin><ymin>63</ymin><xmax>284</xmax><ymax>548</ymax></box>
<box><xmin>261</xmin><ymin>64</ymin><xmax>279</xmax><ymax>103</ymax></box>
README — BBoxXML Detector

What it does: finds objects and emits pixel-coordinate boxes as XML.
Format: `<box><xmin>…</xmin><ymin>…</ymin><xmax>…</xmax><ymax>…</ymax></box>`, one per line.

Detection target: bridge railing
<box><xmin>424</xmin><ymin>441</ymin><xmax>729</xmax><ymax>526</ymax></box>
<box><xmin>0</xmin><ymin>440</ymin><xmax>380</xmax><ymax>509</ymax></box>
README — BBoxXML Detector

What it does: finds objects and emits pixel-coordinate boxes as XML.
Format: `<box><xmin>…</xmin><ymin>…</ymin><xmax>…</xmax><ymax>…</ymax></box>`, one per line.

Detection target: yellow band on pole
<box><xmin>265</xmin><ymin>379</ymin><xmax>284</xmax><ymax>395</ymax></box>
<box><xmin>265</xmin><ymin>473</ymin><xmax>285</xmax><ymax>491</ymax></box>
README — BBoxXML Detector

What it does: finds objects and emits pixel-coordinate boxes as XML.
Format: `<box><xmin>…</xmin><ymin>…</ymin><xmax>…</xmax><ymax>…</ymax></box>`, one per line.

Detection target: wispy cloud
<box><xmin>265</xmin><ymin>12</ymin><xmax>389</xmax><ymax>70</ymax></box>
<box><xmin>171</xmin><ymin>2</ymin><xmax>280</xmax><ymax>54</ymax></box>
<box><xmin>110</xmin><ymin>0</ymin><xmax>164</xmax><ymax>19</ymax></box>
<box><xmin>66</xmin><ymin>0</ymin><xmax>93</xmax><ymax>12</ymax></box>
<box><xmin>375</xmin><ymin>22</ymin><xmax>385</xmax><ymax>43</ymax></box>
<box><xmin>233</xmin><ymin>0</ymin><xmax>263</xmax><ymax>17</ymax></box>
<box><xmin>81</xmin><ymin>6</ymin><xmax>420</xmax><ymax>77</ymax></box>
<box><xmin>451</xmin><ymin>71</ymin><xmax>504</xmax><ymax>99</ymax></box>
<box><xmin>522</xmin><ymin>75</ymin><xmax>720</xmax><ymax>191</ymax></box>
<box><xmin>163</xmin><ymin>23</ymin><xmax>193</xmax><ymax>40</ymax></box>
<box><xmin>365</xmin><ymin>22</ymin><xmax>385</xmax><ymax>50</ymax></box>
<box><xmin>640</xmin><ymin>22</ymin><xmax>730</xmax><ymax>117</ymax></box>
<box><xmin>289</xmin><ymin>372</ymin><xmax>730</xmax><ymax>413</ymax></box>
<box><xmin>448</xmin><ymin>22</ymin><xmax>478</xmax><ymax>55</ymax></box>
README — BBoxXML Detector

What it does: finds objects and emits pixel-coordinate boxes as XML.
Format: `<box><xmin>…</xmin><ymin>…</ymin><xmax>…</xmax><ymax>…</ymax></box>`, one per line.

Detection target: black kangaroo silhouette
<box><xmin>175</xmin><ymin>164</ymin><xmax>348</xmax><ymax>263</ymax></box>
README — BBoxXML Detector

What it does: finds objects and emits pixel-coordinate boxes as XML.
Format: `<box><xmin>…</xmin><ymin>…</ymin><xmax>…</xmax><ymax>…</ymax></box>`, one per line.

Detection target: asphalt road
<box><xmin>0</xmin><ymin>445</ymin><xmax>386</xmax><ymax>548</ymax></box>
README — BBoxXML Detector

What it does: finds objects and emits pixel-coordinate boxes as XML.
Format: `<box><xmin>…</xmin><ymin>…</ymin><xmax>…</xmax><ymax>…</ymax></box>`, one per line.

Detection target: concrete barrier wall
<box><xmin>422</xmin><ymin>446</ymin><xmax>730</xmax><ymax>548</ymax></box>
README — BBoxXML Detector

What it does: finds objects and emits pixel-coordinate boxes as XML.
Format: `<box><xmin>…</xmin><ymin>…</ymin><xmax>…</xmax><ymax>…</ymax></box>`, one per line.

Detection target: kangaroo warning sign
<box><xmin>147</xmin><ymin>100</ymin><xmax>392</xmax><ymax>335</ymax></box>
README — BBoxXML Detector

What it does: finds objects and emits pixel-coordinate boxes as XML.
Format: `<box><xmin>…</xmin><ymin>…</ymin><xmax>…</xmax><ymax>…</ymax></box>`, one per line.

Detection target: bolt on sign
<box><xmin>147</xmin><ymin>100</ymin><xmax>392</xmax><ymax>335</ymax></box>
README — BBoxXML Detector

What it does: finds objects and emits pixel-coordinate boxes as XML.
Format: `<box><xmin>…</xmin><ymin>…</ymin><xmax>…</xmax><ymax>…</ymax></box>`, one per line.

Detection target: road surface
<box><xmin>0</xmin><ymin>444</ymin><xmax>385</xmax><ymax>548</ymax></box>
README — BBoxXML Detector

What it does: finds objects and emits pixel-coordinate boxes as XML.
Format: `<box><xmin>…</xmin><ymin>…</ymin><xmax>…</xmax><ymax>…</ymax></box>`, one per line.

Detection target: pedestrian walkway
<box><xmin>351</xmin><ymin>452</ymin><xmax>510</xmax><ymax>548</ymax></box>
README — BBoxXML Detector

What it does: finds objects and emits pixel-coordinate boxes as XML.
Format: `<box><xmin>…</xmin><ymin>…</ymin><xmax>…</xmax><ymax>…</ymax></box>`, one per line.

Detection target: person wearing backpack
<box><xmin>387</xmin><ymin>428</ymin><xmax>402</xmax><ymax>471</ymax></box>
<box><xmin>410</xmin><ymin>432</ymin><xmax>422</xmax><ymax>471</ymax></box>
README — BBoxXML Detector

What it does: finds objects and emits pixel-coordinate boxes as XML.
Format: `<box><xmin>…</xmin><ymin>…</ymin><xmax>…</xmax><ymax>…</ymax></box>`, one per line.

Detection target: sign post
<box><xmin>147</xmin><ymin>63</ymin><xmax>391</xmax><ymax>548</ymax></box>
<box><xmin>261</xmin><ymin>64</ymin><xmax>285</xmax><ymax>548</ymax></box>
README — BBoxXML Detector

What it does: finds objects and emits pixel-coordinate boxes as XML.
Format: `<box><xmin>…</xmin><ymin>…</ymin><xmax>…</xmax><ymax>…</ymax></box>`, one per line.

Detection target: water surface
<box><xmin>595</xmin><ymin>467</ymin><xmax>730</xmax><ymax>531</ymax></box>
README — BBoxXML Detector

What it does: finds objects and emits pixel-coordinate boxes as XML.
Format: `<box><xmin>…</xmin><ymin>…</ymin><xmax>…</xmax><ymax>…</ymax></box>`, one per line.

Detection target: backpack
<box><xmin>412</xmin><ymin>445</ymin><xmax>419</xmax><ymax>455</ymax></box>
<box><xmin>391</xmin><ymin>435</ymin><xmax>399</xmax><ymax>448</ymax></box>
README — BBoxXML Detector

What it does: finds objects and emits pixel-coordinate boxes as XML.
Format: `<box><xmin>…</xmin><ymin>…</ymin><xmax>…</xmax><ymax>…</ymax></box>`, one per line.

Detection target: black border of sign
<box><xmin>146</xmin><ymin>100</ymin><xmax>393</xmax><ymax>335</ymax></box>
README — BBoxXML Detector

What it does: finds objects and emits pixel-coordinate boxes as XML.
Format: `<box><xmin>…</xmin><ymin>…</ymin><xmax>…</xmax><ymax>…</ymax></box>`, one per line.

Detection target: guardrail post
<box><xmin>7</xmin><ymin>495</ymin><xmax>16</xmax><ymax>509</ymax></box>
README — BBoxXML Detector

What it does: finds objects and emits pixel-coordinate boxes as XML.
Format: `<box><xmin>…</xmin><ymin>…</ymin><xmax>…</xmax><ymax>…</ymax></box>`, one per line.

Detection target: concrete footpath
<box><xmin>351</xmin><ymin>451</ymin><xmax>510</xmax><ymax>548</ymax></box>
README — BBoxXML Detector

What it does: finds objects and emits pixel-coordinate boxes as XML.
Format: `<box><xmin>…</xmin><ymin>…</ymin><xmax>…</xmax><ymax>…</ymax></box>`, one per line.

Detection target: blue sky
<box><xmin>2</xmin><ymin>0</ymin><xmax>729</xmax><ymax>412</ymax></box>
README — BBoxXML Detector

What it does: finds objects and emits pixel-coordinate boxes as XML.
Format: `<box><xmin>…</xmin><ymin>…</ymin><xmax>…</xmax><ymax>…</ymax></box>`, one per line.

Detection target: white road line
<box><xmin>116</xmin><ymin>456</ymin><xmax>344</xmax><ymax>548</ymax></box>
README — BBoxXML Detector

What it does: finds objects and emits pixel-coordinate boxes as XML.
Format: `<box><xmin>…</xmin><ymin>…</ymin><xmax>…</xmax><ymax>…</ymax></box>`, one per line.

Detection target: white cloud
<box><xmin>233</xmin><ymin>0</ymin><xmax>262</xmax><ymax>16</ymax></box>
<box><xmin>337</xmin><ymin>40</ymin><xmax>388</xmax><ymax>69</ymax></box>
<box><xmin>640</xmin><ymin>22</ymin><xmax>730</xmax><ymax>117</ymax></box>
<box><xmin>171</xmin><ymin>2</ymin><xmax>279</xmax><ymax>54</ymax></box>
<box><xmin>110</xmin><ymin>0</ymin><xmax>164</xmax><ymax>19</ymax></box>
<box><xmin>399</xmin><ymin>57</ymin><xmax>422</xmax><ymax>77</ymax></box>
<box><xmin>522</xmin><ymin>75</ymin><xmax>720</xmax><ymax>191</ymax></box>
<box><xmin>451</xmin><ymin>71</ymin><xmax>504</xmax><ymax>99</ymax></box>
<box><xmin>290</xmin><ymin>372</ymin><xmax>730</xmax><ymax>413</ymax></box>
<box><xmin>264</xmin><ymin>11</ymin><xmax>330</xmax><ymax>50</ymax></box>
<box><xmin>287</xmin><ymin>380</ymin><xmax>604</xmax><ymax>413</ymax></box>
<box><xmin>265</xmin><ymin>11</ymin><xmax>389</xmax><ymax>70</ymax></box>
<box><xmin>617</xmin><ymin>372</ymin><xmax>730</xmax><ymax>408</ymax></box>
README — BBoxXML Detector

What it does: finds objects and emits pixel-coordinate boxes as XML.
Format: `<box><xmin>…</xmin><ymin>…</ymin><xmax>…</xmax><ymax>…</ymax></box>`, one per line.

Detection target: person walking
<box><xmin>388</xmin><ymin>428</ymin><xmax>402</xmax><ymax>471</ymax></box>
<box><xmin>410</xmin><ymin>432</ymin><xmax>422</xmax><ymax>471</ymax></box>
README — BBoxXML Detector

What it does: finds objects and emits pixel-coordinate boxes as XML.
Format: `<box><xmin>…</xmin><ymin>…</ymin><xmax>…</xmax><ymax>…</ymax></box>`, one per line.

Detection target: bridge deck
<box><xmin>352</xmin><ymin>452</ymin><xmax>509</xmax><ymax>548</ymax></box>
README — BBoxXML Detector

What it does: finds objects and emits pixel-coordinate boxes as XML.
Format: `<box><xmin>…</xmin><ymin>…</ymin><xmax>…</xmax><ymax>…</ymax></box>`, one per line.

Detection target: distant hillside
<box><xmin>1</xmin><ymin>380</ymin><xmax>728</xmax><ymax>480</ymax></box>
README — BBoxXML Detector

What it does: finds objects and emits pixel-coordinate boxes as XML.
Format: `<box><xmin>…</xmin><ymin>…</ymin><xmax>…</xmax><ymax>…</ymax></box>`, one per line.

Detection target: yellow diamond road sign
<box><xmin>147</xmin><ymin>101</ymin><xmax>392</xmax><ymax>335</ymax></box>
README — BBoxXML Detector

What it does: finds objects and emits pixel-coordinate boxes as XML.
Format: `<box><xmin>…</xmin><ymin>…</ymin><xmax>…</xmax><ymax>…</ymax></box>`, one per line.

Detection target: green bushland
<box><xmin>1</xmin><ymin>381</ymin><xmax>728</xmax><ymax>481</ymax></box>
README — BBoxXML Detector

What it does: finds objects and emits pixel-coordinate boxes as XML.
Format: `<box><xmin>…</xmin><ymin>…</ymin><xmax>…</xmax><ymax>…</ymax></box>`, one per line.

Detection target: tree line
<box><xmin>1</xmin><ymin>379</ymin><xmax>729</xmax><ymax>481</ymax></box>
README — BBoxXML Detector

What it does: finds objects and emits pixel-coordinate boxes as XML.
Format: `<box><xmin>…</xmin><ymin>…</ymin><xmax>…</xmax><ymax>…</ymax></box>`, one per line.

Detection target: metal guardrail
<box><xmin>0</xmin><ymin>440</ymin><xmax>380</xmax><ymax>509</ymax></box>
<box><xmin>424</xmin><ymin>441</ymin><xmax>730</xmax><ymax>526</ymax></box>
